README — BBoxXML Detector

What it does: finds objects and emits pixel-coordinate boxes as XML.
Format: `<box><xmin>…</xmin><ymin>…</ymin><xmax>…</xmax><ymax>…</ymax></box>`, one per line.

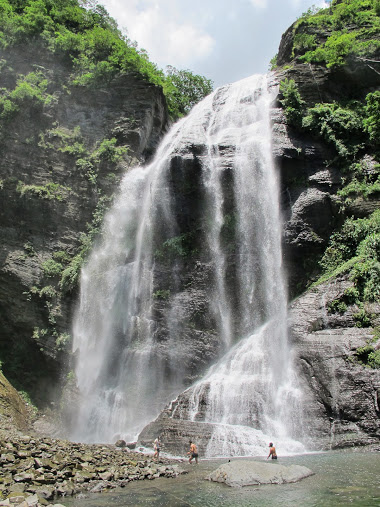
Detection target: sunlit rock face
<box><xmin>273</xmin><ymin>22</ymin><xmax>380</xmax><ymax>298</ymax></box>
<box><xmin>289</xmin><ymin>276</ymin><xmax>380</xmax><ymax>449</ymax></box>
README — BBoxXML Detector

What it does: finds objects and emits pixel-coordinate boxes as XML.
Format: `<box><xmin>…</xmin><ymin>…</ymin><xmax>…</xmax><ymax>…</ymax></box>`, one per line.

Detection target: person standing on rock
<box><xmin>188</xmin><ymin>440</ymin><xmax>199</xmax><ymax>464</ymax></box>
<box><xmin>153</xmin><ymin>436</ymin><xmax>161</xmax><ymax>460</ymax></box>
<box><xmin>267</xmin><ymin>442</ymin><xmax>277</xmax><ymax>460</ymax></box>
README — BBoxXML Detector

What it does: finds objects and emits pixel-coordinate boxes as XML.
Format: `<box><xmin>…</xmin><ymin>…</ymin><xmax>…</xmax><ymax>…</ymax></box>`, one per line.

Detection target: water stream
<box><xmin>62</xmin><ymin>450</ymin><xmax>380</xmax><ymax>507</ymax></box>
<box><xmin>71</xmin><ymin>74</ymin><xmax>304</xmax><ymax>454</ymax></box>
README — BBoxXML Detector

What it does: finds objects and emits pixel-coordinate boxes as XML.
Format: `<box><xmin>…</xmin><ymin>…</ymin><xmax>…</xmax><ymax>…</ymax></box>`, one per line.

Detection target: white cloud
<box><xmin>100</xmin><ymin>0</ymin><xmax>215</xmax><ymax>69</ymax></box>
<box><xmin>248</xmin><ymin>0</ymin><xmax>268</xmax><ymax>8</ymax></box>
<box><xmin>288</xmin><ymin>0</ymin><xmax>329</xmax><ymax>8</ymax></box>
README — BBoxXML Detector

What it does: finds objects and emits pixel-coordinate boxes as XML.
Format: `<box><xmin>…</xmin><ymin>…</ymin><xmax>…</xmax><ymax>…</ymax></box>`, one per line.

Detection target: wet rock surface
<box><xmin>289</xmin><ymin>275</ymin><xmax>380</xmax><ymax>449</ymax></box>
<box><xmin>0</xmin><ymin>431</ymin><xmax>186</xmax><ymax>506</ymax></box>
<box><xmin>207</xmin><ymin>460</ymin><xmax>314</xmax><ymax>487</ymax></box>
<box><xmin>140</xmin><ymin>273</ymin><xmax>380</xmax><ymax>453</ymax></box>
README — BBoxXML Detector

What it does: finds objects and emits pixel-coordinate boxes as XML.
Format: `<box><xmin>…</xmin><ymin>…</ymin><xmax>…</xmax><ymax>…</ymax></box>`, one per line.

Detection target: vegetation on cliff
<box><xmin>295</xmin><ymin>0</ymin><xmax>380</xmax><ymax>67</ymax></box>
<box><xmin>0</xmin><ymin>0</ymin><xmax>213</xmax><ymax>119</ymax></box>
<box><xmin>278</xmin><ymin>0</ymin><xmax>379</xmax><ymax>358</ymax></box>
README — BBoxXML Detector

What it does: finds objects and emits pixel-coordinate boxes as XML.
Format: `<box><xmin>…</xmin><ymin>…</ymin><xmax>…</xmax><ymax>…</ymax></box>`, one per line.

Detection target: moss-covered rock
<box><xmin>0</xmin><ymin>371</ymin><xmax>30</xmax><ymax>432</ymax></box>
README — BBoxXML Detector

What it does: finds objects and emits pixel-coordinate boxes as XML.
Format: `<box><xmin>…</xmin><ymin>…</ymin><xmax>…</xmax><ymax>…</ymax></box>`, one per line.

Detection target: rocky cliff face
<box><xmin>0</xmin><ymin>42</ymin><xmax>169</xmax><ymax>405</ymax></box>
<box><xmin>1</xmin><ymin>2</ymin><xmax>379</xmax><ymax>452</ymax></box>
<box><xmin>137</xmin><ymin>6</ymin><xmax>380</xmax><ymax>452</ymax></box>
<box><xmin>271</xmin><ymin>12</ymin><xmax>380</xmax><ymax>446</ymax></box>
<box><xmin>272</xmin><ymin>68</ymin><xmax>379</xmax><ymax>296</ymax></box>
<box><xmin>289</xmin><ymin>275</ymin><xmax>380</xmax><ymax>449</ymax></box>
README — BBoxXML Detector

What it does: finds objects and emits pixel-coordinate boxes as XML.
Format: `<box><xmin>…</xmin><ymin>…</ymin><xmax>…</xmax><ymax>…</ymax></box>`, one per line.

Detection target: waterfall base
<box><xmin>138</xmin><ymin>416</ymin><xmax>305</xmax><ymax>459</ymax></box>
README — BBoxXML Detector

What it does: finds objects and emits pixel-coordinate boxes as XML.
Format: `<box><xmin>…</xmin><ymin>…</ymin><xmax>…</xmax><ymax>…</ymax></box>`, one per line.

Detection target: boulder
<box><xmin>207</xmin><ymin>460</ymin><xmax>313</xmax><ymax>487</ymax></box>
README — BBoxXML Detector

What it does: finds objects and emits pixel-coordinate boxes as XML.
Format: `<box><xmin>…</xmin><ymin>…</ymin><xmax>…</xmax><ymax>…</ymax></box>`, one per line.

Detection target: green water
<box><xmin>63</xmin><ymin>450</ymin><xmax>380</xmax><ymax>506</ymax></box>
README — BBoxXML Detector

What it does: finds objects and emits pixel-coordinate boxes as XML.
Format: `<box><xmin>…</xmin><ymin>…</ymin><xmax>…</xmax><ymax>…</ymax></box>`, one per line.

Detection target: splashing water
<box><xmin>71</xmin><ymin>74</ymin><xmax>305</xmax><ymax>453</ymax></box>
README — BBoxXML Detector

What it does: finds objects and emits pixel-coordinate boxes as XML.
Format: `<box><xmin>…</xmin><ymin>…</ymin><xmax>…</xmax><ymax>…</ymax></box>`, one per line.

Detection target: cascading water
<box><xmin>71</xmin><ymin>74</ymin><xmax>305</xmax><ymax>454</ymax></box>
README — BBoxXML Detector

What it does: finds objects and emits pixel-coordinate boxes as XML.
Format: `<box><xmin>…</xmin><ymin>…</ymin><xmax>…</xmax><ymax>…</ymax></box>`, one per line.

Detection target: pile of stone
<box><xmin>0</xmin><ymin>434</ymin><xmax>186</xmax><ymax>506</ymax></box>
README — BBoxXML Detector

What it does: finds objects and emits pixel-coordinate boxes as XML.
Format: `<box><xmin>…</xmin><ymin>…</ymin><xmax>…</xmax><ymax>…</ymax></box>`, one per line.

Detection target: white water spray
<box><xmin>71</xmin><ymin>74</ymin><xmax>304</xmax><ymax>453</ymax></box>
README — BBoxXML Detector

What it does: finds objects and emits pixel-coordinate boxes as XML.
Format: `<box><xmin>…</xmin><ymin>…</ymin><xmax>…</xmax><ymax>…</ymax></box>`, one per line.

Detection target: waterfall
<box><xmin>71</xmin><ymin>74</ymin><xmax>304</xmax><ymax>453</ymax></box>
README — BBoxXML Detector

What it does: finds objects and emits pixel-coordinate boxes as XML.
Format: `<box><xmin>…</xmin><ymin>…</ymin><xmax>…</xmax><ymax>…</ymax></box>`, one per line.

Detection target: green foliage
<box><xmin>155</xmin><ymin>232</ymin><xmax>197</xmax><ymax>261</ymax></box>
<box><xmin>164</xmin><ymin>66</ymin><xmax>213</xmax><ymax>118</ymax></box>
<box><xmin>152</xmin><ymin>289</ymin><xmax>171</xmax><ymax>300</ymax></box>
<box><xmin>338</xmin><ymin>174</ymin><xmax>380</xmax><ymax>203</ymax></box>
<box><xmin>301</xmin><ymin>31</ymin><xmax>359</xmax><ymax>67</ymax></box>
<box><xmin>0</xmin><ymin>0</ymin><xmax>212</xmax><ymax>119</ymax></box>
<box><xmin>55</xmin><ymin>332</ymin><xmax>71</xmax><ymax>352</ymax></box>
<box><xmin>60</xmin><ymin>195</ymin><xmax>113</xmax><ymax>292</ymax></box>
<box><xmin>23</xmin><ymin>241</ymin><xmax>36</xmax><ymax>256</ymax></box>
<box><xmin>269</xmin><ymin>53</ymin><xmax>278</xmax><ymax>70</ymax></box>
<box><xmin>320</xmin><ymin>210</ymin><xmax>380</xmax><ymax>271</ymax></box>
<box><xmin>45</xmin><ymin>125</ymin><xmax>87</xmax><ymax>157</ymax></box>
<box><xmin>353</xmin><ymin>307</ymin><xmax>373</xmax><ymax>327</ymax></box>
<box><xmin>16</xmin><ymin>181</ymin><xmax>71</xmax><ymax>200</ymax></box>
<box><xmin>319</xmin><ymin>210</ymin><xmax>380</xmax><ymax>303</ymax></box>
<box><xmin>59</xmin><ymin>253</ymin><xmax>83</xmax><ymax>292</ymax></box>
<box><xmin>302</xmin><ymin>102</ymin><xmax>364</xmax><ymax>158</ymax></box>
<box><xmin>355</xmin><ymin>329</ymin><xmax>380</xmax><ymax>367</ymax></box>
<box><xmin>53</xmin><ymin>250</ymin><xmax>71</xmax><ymax>263</ymax></box>
<box><xmin>292</xmin><ymin>0</ymin><xmax>380</xmax><ymax>68</ymax></box>
<box><xmin>42</xmin><ymin>125</ymin><xmax>127</xmax><ymax>185</ymax></box>
<box><xmin>367</xmin><ymin>349</ymin><xmax>380</xmax><ymax>368</ymax></box>
<box><xmin>41</xmin><ymin>258</ymin><xmax>63</xmax><ymax>277</ymax></box>
<box><xmin>279</xmin><ymin>78</ymin><xmax>305</xmax><ymax>127</ymax></box>
<box><xmin>297</xmin><ymin>4</ymin><xmax>325</xmax><ymax>19</ymax></box>
<box><xmin>327</xmin><ymin>299</ymin><xmax>347</xmax><ymax>314</ymax></box>
<box><xmin>293</xmin><ymin>32</ymin><xmax>317</xmax><ymax>56</ymax></box>
<box><xmin>92</xmin><ymin>137</ymin><xmax>127</xmax><ymax>163</ymax></box>
<box><xmin>343</xmin><ymin>285</ymin><xmax>360</xmax><ymax>304</ymax></box>
<box><xmin>363</xmin><ymin>91</ymin><xmax>380</xmax><ymax>149</ymax></box>
<box><xmin>39</xmin><ymin>285</ymin><xmax>57</xmax><ymax>298</ymax></box>
<box><xmin>0</xmin><ymin>70</ymin><xmax>53</xmax><ymax>121</ymax></box>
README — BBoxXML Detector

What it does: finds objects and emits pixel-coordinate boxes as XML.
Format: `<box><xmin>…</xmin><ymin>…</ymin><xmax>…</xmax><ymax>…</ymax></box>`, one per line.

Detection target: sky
<box><xmin>100</xmin><ymin>0</ymin><xmax>330</xmax><ymax>87</ymax></box>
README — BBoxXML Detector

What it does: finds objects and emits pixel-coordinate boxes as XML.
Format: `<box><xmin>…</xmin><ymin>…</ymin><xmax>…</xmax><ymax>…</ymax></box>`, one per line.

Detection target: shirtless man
<box><xmin>153</xmin><ymin>436</ymin><xmax>161</xmax><ymax>460</ymax></box>
<box><xmin>267</xmin><ymin>442</ymin><xmax>277</xmax><ymax>460</ymax></box>
<box><xmin>188</xmin><ymin>440</ymin><xmax>199</xmax><ymax>464</ymax></box>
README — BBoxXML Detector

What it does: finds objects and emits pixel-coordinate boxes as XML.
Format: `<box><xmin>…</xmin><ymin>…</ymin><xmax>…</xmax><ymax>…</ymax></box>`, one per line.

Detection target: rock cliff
<box><xmin>138</xmin><ymin>1</ymin><xmax>380</xmax><ymax>451</ymax></box>
<box><xmin>0</xmin><ymin>41</ymin><xmax>169</xmax><ymax>405</ymax></box>
<box><xmin>0</xmin><ymin>0</ymin><xmax>378</xmax><ymax>452</ymax></box>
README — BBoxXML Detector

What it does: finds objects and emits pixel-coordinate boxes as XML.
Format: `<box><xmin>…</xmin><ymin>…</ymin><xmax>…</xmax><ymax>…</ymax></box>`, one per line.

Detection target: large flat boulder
<box><xmin>207</xmin><ymin>460</ymin><xmax>313</xmax><ymax>487</ymax></box>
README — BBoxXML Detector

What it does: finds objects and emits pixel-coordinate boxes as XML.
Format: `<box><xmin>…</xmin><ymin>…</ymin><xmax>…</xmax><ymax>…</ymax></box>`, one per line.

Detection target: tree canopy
<box><xmin>0</xmin><ymin>0</ymin><xmax>213</xmax><ymax>118</ymax></box>
<box><xmin>164</xmin><ymin>66</ymin><xmax>213</xmax><ymax>118</ymax></box>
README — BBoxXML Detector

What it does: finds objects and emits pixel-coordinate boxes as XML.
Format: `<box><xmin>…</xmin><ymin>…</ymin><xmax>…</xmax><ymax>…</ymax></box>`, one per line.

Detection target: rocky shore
<box><xmin>0</xmin><ymin>431</ymin><xmax>186</xmax><ymax>507</ymax></box>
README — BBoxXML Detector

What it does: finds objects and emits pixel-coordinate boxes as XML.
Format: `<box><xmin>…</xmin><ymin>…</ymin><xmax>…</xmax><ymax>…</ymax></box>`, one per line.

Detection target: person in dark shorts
<box><xmin>188</xmin><ymin>440</ymin><xmax>199</xmax><ymax>464</ymax></box>
<box><xmin>267</xmin><ymin>442</ymin><xmax>277</xmax><ymax>460</ymax></box>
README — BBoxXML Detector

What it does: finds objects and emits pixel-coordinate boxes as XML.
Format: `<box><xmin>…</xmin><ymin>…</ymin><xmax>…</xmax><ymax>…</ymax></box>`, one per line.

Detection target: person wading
<box><xmin>267</xmin><ymin>442</ymin><xmax>277</xmax><ymax>460</ymax></box>
<box><xmin>153</xmin><ymin>436</ymin><xmax>161</xmax><ymax>460</ymax></box>
<box><xmin>188</xmin><ymin>441</ymin><xmax>199</xmax><ymax>464</ymax></box>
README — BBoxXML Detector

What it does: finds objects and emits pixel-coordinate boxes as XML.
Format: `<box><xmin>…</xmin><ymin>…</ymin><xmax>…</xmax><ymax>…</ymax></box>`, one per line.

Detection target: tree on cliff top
<box><xmin>164</xmin><ymin>66</ymin><xmax>213</xmax><ymax>117</ymax></box>
<box><xmin>0</xmin><ymin>0</ymin><xmax>213</xmax><ymax>118</ymax></box>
